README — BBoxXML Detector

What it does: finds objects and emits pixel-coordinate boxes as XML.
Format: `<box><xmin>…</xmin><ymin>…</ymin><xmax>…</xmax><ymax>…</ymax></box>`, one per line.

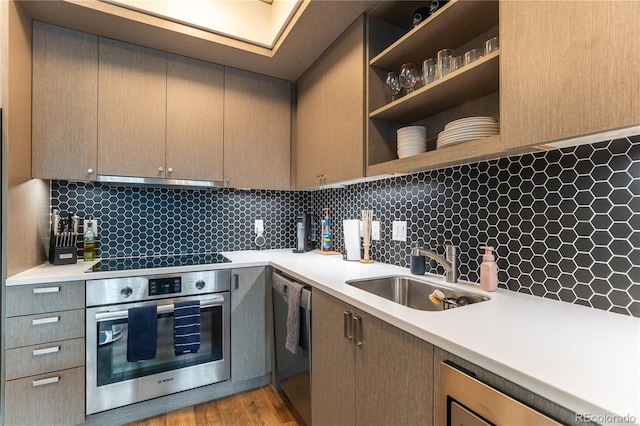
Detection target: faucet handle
<box><xmin>445</xmin><ymin>245</ymin><xmax>457</xmax><ymax>258</ymax></box>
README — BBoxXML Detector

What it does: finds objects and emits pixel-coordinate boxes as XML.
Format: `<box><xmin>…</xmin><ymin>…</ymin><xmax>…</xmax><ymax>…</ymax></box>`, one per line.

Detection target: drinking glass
<box><xmin>384</xmin><ymin>72</ymin><xmax>402</xmax><ymax>102</ymax></box>
<box><xmin>485</xmin><ymin>36</ymin><xmax>499</xmax><ymax>55</ymax></box>
<box><xmin>399</xmin><ymin>63</ymin><xmax>418</xmax><ymax>94</ymax></box>
<box><xmin>422</xmin><ymin>58</ymin><xmax>437</xmax><ymax>84</ymax></box>
<box><xmin>464</xmin><ymin>48</ymin><xmax>483</xmax><ymax>66</ymax></box>
<box><xmin>436</xmin><ymin>49</ymin><xmax>454</xmax><ymax>79</ymax></box>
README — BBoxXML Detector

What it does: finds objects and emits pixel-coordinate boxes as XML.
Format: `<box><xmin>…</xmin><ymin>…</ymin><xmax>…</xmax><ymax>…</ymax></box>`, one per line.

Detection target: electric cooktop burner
<box><xmin>86</xmin><ymin>253</ymin><xmax>231</xmax><ymax>273</ymax></box>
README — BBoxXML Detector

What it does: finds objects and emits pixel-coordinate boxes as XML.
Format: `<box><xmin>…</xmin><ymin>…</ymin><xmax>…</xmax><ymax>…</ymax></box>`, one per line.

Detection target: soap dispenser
<box><xmin>480</xmin><ymin>246</ymin><xmax>498</xmax><ymax>292</ymax></box>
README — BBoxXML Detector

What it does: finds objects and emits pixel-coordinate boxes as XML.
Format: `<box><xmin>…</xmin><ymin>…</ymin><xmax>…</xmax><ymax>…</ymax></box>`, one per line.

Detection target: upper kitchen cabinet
<box><xmin>366</xmin><ymin>1</ymin><xmax>505</xmax><ymax>177</ymax></box>
<box><xmin>32</xmin><ymin>22</ymin><xmax>98</xmax><ymax>181</ymax></box>
<box><xmin>224</xmin><ymin>67</ymin><xmax>292</xmax><ymax>190</ymax></box>
<box><xmin>500</xmin><ymin>1</ymin><xmax>640</xmax><ymax>149</ymax></box>
<box><xmin>166</xmin><ymin>54</ymin><xmax>224</xmax><ymax>182</ymax></box>
<box><xmin>295</xmin><ymin>15</ymin><xmax>366</xmax><ymax>189</ymax></box>
<box><xmin>98</xmin><ymin>38</ymin><xmax>167</xmax><ymax>179</ymax></box>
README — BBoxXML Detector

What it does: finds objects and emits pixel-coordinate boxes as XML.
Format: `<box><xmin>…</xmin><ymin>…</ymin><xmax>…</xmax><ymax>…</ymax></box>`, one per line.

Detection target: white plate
<box><xmin>438</xmin><ymin>130</ymin><xmax>498</xmax><ymax>143</ymax></box>
<box><xmin>444</xmin><ymin>122</ymin><xmax>500</xmax><ymax>132</ymax></box>
<box><xmin>437</xmin><ymin>134</ymin><xmax>495</xmax><ymax>147</ymax></box>
<box><xmin>439</xmin><ymin>125</ymin><xmax>499</xmax><ymax>135</ymax></box>
<box><xmin>444</xmin><ymin>116</ymin><xmax>497</xmax><ymax>130</ymax></box>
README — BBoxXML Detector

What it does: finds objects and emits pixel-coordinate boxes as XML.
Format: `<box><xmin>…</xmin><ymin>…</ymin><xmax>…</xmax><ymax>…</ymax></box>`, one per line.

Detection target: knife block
<box><xmin>49</xmin><ymin>231</ymin><xmax>78</xmax><ymax>265</ymax></box>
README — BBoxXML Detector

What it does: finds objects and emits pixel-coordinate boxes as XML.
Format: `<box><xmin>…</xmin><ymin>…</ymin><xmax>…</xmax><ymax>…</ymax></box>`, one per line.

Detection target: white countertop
<box><xmin>7</xmin><ymin>249</ymin><xmax>640</xmax><ymax>423</ymax></box>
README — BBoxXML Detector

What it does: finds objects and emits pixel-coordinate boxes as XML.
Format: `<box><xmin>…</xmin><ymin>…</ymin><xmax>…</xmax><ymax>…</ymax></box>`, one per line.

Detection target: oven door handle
<box><xmin>94</xmin><ymin>296</ymin><xmax>225</xmax><ymax>322</ymax></box>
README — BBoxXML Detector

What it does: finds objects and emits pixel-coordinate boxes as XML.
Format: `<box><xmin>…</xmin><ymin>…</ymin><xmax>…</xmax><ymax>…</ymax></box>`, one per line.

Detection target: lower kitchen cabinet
<box><xmin>3</xmin><ymin>281</ymin><xmax>86</xmax><ymax>426</ymax></box>
<box><xmin>230</xmin><ymin>267</ymin><xmax>270</xmax><ymax>382</ymax></box>
<box><xmin>4</xmin><ymin>367</ymin><xmax>85</xmax><ymax>426</ymax></box>
<box><xmin>312</xmin><ymin>290</ymin><xmax>433</xmax><ymax>426</ymax></box>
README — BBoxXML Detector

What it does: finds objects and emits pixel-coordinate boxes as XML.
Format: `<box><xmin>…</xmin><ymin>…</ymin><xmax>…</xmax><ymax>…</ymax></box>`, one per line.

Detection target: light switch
<box><xmin>392</xmin><ymin>221</ymin><xmax>407</xmax><ymax>241</ymax></box>
<box><xmin>372</xmin><ymin>221</ymin><xmax>381</xmax><ymax>241</ymax></box>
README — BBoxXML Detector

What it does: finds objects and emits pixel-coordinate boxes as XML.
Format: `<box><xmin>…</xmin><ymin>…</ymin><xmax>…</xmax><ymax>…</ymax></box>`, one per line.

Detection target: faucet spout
<box><xmin>412</xmin><ymin>245</ymin><xmax>458</xmax><ymax>283</ymax></box>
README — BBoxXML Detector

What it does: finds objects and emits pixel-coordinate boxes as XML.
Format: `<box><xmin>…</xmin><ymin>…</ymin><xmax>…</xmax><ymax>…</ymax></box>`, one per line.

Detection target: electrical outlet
<box><xmin>254</xmin><ymin>219</ymin><xmax>264</xmax><ymax>236</ymax></box>
<box><xmin>392</xmin><ymin>221</ymin><xmax>407</xmax><ymax>241</ymax></box>
<box><xmin>83</xmin><ymin>219</ymin><xmax>98</xmax><ymax>236</ymax></box>
<box><xmin>372</xmin><ymin>221</ymin><xmax>381</xmax><ymax>241</ymax></box>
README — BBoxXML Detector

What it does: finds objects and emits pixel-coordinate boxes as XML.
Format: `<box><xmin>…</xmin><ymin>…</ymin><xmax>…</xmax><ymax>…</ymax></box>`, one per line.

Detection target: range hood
<box><xmin>97</xmin><ymin>175</ymin><xmax>223</xmax><ymax>190</ymax></box>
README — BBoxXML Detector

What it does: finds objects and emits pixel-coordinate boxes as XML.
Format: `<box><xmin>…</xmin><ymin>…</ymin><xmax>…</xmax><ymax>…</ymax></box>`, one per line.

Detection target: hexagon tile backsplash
<box><xmin>51</xmin><ymin>135</ymin><xmax>639</xmax><ymax>316</ymax></box>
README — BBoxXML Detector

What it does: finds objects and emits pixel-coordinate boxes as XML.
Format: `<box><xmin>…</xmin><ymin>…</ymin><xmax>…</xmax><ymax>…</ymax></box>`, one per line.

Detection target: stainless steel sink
<box><xmin>346</xmin><ymin>276</ymin><xmax>490</xmax><ymax>311</ymax></box>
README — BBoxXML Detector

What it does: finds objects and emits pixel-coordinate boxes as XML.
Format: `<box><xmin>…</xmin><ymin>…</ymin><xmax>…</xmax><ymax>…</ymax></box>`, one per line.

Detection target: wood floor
<box><xmin>125</xmin><ymin>385</ymin><xmax>302</xmax><ymax>426</ymax></box>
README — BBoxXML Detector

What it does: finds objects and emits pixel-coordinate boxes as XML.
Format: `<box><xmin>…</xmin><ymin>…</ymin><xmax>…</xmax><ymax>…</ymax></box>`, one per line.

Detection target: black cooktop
<box><xmin>86</xmin><ymin>253</ymin><xmax>231</xmax><ymax>273</ymax></box>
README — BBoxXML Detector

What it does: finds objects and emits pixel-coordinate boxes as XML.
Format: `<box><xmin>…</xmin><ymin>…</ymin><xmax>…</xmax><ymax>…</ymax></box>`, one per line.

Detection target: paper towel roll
<box><xmin>343</xmin><ymin>219</ymin><xmax>361</xmax><ymax>261</ymax></box>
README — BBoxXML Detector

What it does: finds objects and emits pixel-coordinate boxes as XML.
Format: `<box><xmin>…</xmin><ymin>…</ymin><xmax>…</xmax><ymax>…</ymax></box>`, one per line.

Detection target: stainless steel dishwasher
<box><xmin>272</xmin><ymin>271</ymin><xmax>312</xmax><ymax>425</ymax></box>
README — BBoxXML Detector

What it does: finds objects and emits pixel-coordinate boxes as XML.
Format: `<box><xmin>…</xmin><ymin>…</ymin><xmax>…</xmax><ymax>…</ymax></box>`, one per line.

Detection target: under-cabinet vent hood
<box><xmin>97</xmin><ymin>175</ymin><xmax>223</xmax><ymax>190</ymax></box>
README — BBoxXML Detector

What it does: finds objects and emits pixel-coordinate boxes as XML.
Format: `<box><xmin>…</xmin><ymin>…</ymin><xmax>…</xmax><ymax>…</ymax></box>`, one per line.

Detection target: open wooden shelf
<box><xmin>367</xmin><ymin>135</ymin><xmax>504</xmax><ymax>176</ymax></box>
<box><xmin>370</xmin><ymin>51</ymin><xmax>500</xmax><ymax>123</ymax></box>
<box><xmin>370</xmin><ymin>0</ymin><xmax>499</xmax><ymax>71</ymax></box>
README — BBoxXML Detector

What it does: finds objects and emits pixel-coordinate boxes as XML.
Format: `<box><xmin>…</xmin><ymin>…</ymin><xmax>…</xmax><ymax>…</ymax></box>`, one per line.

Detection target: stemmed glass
<box><xmin>384</xmin><ymin>72</ymin><xmax>402</xmax><ymax>102</ymax></box>
<box><xmin>399</xmin><ymin>63</ymin><xmax>418</xmax><ymax>94</ymax></box>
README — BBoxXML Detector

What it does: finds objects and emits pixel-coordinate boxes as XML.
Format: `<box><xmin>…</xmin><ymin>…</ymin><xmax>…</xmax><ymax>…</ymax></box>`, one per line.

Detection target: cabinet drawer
<box><xmin>4</xmin><ymin>366</ymin><xmax>85</xmax><ymax>426</ymax></box>
<box><xmin>5</xmin><ymin>281</ymin><xmax>84</xmax><ymax>317</ymax></box>
<box><xmin>5</xmin><ymin>338</ymin><xmax>85</xmax><ymax>380</ymax></box>
<box><xmin>5</xmin><ymin>308</ymin><xmax>84</xmax><ymax>348</ymax></box>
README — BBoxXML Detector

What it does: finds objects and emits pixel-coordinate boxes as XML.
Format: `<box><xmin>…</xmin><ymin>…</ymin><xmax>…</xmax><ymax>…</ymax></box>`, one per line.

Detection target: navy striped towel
<box><xmin>127</xmin><ymin>304</ymin><xmax>158</xmax><ymax>362</ymax></box>
<box><xmin>174</xmin><ymin>300</ymin><xmax>201</xmax><ymax>356</ymax></box>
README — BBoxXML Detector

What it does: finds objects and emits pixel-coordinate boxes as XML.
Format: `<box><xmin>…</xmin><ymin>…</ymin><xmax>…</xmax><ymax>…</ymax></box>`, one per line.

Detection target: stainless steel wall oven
<box><xmin>86</xmin><ymin>270</ymin><xmax>230</xmax><ymax>414</ymax></box>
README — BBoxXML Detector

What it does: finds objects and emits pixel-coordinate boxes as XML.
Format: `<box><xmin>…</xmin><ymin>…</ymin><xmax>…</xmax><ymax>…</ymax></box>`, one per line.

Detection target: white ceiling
<box><xmin>101</xmin><ymin>0</ymin><xmax>302</xmax><ymax>48</ymax></box>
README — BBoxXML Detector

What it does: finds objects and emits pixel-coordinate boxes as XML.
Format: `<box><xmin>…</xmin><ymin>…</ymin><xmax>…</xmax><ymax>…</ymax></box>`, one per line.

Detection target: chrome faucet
<box><xmin>412</xmin><ymin>245</ymin><xmax>458</xmax><ymax>283</ymax></box>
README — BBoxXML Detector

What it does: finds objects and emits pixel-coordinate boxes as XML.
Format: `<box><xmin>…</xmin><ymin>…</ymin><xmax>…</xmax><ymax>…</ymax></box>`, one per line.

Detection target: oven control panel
<box><xmin>149</xmin><ymin>277</ymin><xmax>182</xmax><ymax>296</ymax></box>
<box><xmin>86</xmin><ymin>270</ymin><xmax>231</xmax><ymax>306</ymax></box>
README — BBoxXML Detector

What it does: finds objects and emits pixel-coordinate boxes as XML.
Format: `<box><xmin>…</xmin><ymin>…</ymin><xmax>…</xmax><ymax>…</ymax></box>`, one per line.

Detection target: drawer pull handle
<box><xmin>32</xmin><ymin>316</ymin><xmax>60</xmax><ymax>326</ymax></box>
<box><xmin>32</xmin><ymin>376</ymin><xmax>60</xmax><ymax>387</ymax></box>
<box><xmin>353</xmin><ymin>315</ymin><xmax>363</xmax><ymax>347</ymax></box>
<box><xmin>33</xmin><ymin>287</ymin><xmax>60</xmax><ymax>294</ymax></box>
<box><xmin>33</xmin><ymin>346</ymin><xmax>61</xmax><ymax>356</ymax></box>
<box><xmin>343</xmin><ymin>311</ymin><xmax>353</xmax><ymax>340</ymax></box>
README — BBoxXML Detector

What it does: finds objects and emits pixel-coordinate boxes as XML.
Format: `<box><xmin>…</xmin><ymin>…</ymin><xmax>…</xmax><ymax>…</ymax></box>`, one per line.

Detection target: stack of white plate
<box><xmin>437</xmin><ymin>116</ymin><xmax>499</xmax><ymax>148</ymax></box>
<box><xmin>397</xmin><ymin>126</ymin><xmax>427</xmax><ymax>159</ymax></box>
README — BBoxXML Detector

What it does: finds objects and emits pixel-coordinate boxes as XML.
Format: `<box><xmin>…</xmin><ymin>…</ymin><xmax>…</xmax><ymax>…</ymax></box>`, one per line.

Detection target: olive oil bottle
<box><xmin>83</xmin><ymin>220</ymin><xmax>96</xmax><ymax>261</ymax></box>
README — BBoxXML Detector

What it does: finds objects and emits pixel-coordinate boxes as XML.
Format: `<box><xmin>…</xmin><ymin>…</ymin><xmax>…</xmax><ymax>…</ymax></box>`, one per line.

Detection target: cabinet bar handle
<box><xmin>353</xmin><ymin>315</ymin><xmax>363</xmax><ymax>347</ymax></box>
<box><xmin>32</xmin><ymin>316</ymin><xmax>60</xmax><ymax>326</ymax></box>
<box><xmin>343</xmin><ymin>311</ymin><xmax>353</xmax><ymax>340</ymax></box>
<box><xmin>234</xmin><ymin>273</ymin><xmax>239</xmax><ymax>290</ymax></box>
<box><xmin>33</xmin><ymin>346</ymin><xmax>60</xmax><ymax>356</ymax></box>
<box><xmin>33</xmin><ymin>287</ymin><xmax>60</xmax><ymax>294</ymax></box>
<box><xmin>32</xmin><ymin>376</ymin><xmax>60</xmax><ymax>387</ymax></box>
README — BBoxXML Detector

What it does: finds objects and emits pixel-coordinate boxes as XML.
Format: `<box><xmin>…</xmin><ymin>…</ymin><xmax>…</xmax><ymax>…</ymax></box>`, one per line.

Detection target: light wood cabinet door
<box><xmin>500</xmin><ymin>1</ymin><xmax>640</xmax><ymax>149</ymax></box>
<box><xmin>295</xmin><ymin>15</ymin><xmax>365</xmax><ymax>189</ymax></box>
<box><xmin>32</xmin><ymin>22</ymin><xmax>98</xmax><ymax>181</ymax></box>
<box><xmin>322</xmin><ymin>15</ymin><xmax>365</xmax><ymax>185</ymax></box>
<box><xmin>354</xmin><ymin>309</ymin><xmax>433</xmax><ymax>426</ymax></box>
<box><xmin>295</xmin><ymin>53</ymin><xmax>325</xmax><ymax>189</ymax></box>
<box><xmin>311</xmin><ymin>290</ymin><xmax>356</xmax><ymax>426</ymax></box>
<box><xmin>98</xmin><ymin>38</ymin><xmax>167</xmax><ymax>178</ymax></box>
<box><xmin>167</xmin><ymin>54</ymin><xmax>224</xmax><ymax>182</ymax></box>
<box><xmin>224</xmin><ymin>68</ymin><xmax>291</xmax><ymax>190</ymax></box>
<box><xmin>312</xmin><ymin>290</ymin><xmax>434</xmax><ymax>426</ymax></box>
<box><xmin>230</xmin><ymin>267</ymin><xmax>269</xmax><ymax>382</ymax></box>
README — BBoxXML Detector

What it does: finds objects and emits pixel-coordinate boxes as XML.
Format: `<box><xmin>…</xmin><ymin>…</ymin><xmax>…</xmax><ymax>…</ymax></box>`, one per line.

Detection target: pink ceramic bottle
<box><xmin>480</xmin><ymin>246</ymin><xmax>498</xmax><ymax>292</ymax></box>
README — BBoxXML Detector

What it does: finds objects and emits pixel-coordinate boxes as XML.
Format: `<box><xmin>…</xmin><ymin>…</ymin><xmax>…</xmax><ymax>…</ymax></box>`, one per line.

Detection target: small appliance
<box><xmin>293</xmin><ymin>213</ymin><xmax>317</xmax><ymax>253</ymax></box>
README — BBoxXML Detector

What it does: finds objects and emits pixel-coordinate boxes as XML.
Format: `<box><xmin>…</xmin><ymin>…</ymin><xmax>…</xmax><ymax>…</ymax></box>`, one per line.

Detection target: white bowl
<box><xmin>397</xmin><ymin>125</ymin><xmax>426</xmax><ymax>133</ymax></box>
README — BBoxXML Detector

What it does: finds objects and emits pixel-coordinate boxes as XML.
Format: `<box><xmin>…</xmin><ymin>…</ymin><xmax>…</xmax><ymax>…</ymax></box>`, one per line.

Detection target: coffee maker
<box><xmin>293</xmin><ymin>213</ymin><xmax>317</xmax><ymax>253</ymax></box>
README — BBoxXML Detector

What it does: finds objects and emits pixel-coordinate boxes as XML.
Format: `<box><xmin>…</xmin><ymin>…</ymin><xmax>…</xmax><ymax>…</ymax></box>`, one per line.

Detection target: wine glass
<box><xmin>384</xmin><ymin>72</ymin><xmax>402</xmax><ymax>102</ymax></box>
<box><xmin>399</xmin><ymin>63</ymin><xmax>418</xmax><ymax>94</ymax></box>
